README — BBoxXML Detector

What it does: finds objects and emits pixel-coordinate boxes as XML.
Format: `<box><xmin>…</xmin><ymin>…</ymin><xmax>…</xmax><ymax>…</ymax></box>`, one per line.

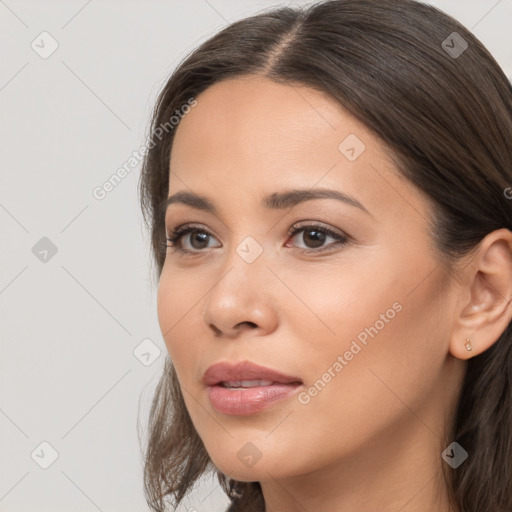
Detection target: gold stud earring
<box><xmin>465</xmin><ymin>337</ymin><xmax>472</xmax><ymax>351</ymax></box>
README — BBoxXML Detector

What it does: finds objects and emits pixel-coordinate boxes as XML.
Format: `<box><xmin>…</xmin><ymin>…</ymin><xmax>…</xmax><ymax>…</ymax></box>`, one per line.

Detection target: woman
<box><xmin>139</xmin><ymin>1</ymin><xmax>512</xmax><ymax>510</ymax></box>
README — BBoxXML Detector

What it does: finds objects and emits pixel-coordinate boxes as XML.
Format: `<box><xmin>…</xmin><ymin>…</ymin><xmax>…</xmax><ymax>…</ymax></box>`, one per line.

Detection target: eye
<box><xmin>285</xmin><ymin>222</ymin><xmax>349</xmax><ymax>253</ymax></box>
<box><xmin>165</xmin><ymin>224</ymin><xmax>221</xmax><ymax>254</ymax></box>
<box><xmin>165</xmin><ymin>221</ymin><xmax>350</xmax><ymax>256</ymax></box>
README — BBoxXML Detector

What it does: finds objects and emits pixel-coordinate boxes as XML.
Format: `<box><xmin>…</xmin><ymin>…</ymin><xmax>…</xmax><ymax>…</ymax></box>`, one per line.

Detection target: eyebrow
<box><xmin>162</xmin><ymin>188</ymin><xmax>371</xmax><ymax>217</ymax></box>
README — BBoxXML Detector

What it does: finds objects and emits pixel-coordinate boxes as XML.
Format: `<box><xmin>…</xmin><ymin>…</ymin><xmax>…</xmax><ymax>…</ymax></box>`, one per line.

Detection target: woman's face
<box><xmin>157</xmin><ymin>76</ymin><xmax>464</xmax><ymax>482</ymax></box>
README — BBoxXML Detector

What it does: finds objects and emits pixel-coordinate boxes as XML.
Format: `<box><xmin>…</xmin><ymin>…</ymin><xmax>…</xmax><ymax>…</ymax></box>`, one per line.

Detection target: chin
<box><xmin>210</xmin><ymin>459</ymin><xmax>261</xmax><ymax>481</ymax></box>
<box><xmin>209</xmin><ymin>449</ymin><xmax>298</xmax><ymax>483</ymax></box>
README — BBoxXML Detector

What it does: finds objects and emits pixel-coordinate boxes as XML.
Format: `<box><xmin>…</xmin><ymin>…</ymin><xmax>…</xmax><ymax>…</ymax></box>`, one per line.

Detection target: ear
<box><xmin>449</xmin><ymin>228</ymin><xmax>512</xmax><ymax>360</ymax></box>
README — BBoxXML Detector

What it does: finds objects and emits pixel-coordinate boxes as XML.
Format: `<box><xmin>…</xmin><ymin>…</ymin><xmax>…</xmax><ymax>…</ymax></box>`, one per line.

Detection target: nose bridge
<box><xmin>214</xmin><ymin>231</ymin><xmax>270</xmax><ymax>297</ymax></box>
<box><xmin>202</xmin><ymin>231</ymin><xmax>277</xmax><ymax>335</ymax></box>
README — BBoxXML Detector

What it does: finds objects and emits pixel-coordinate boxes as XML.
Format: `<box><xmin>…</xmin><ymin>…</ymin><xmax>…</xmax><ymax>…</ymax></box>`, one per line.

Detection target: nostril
<box><xmin>237</xmin><ymin>321</ymin><xmax>258</xmax><ymax>329</ymax></box>
<box><xmin>209</xmin><ymin>324</ymin><xmax>222</xmax><ymax>336</ymax></box>
<box><xmin>208</xmin><ymin>321</ymin><xmax>258</xmax><ymax>337</ymax></box>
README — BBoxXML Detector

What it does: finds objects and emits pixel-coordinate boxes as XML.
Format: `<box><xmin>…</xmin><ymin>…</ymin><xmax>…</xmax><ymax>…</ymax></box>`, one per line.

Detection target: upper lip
<box><xmin>203</xmin><ymin>361</ymin><xmax>303</xmax><ymax>386</ymax></box>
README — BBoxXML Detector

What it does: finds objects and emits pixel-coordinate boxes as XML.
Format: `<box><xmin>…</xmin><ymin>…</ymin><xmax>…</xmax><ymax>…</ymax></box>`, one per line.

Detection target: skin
<box><xmin>156</xmin><ymin>75</ymin><xmax>512</xmax><ymax>512</ymax></box>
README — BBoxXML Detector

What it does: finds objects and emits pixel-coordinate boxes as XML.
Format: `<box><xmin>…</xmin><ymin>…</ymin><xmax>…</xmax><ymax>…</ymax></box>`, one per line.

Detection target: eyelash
<box><xmin>164</xmin><ymin>222</ymin><xmax>350</xmax><ymax>255</ymax></box>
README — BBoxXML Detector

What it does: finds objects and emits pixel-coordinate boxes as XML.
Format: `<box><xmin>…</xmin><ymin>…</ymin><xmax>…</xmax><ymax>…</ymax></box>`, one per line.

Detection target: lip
<box><xmin>203</xmin><ymin>361</ymin><xmax>303</xmax><ymax>415</ymax></box>
<box><xmin>203</xmin><ymin>361</ymin><xmax>302</xmax><ymax>386</ymax></box>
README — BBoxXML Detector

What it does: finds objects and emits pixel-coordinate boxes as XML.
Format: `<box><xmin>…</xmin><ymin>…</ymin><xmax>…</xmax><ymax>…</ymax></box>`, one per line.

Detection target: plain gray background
<box><xmin>1</xmin><ymin>1</ymin><xmax>511</xmax><ymax>511</ymax></box>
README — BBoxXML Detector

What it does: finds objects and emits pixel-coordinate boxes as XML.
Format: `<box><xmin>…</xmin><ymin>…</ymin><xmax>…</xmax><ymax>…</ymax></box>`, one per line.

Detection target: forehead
<box><xmin>171</xmin><ymin>75</ymin><xmax>376</xmax><ymax>170</ymax></box>
<box><xmin>168</xmin><ymin>75</ymin><xmax>429</xmax><ymax>223</ymax></box>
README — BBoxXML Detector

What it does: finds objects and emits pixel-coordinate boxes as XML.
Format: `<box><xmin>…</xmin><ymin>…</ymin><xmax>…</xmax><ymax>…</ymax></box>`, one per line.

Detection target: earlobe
<box><xmin>449</xmin><ymin>228</ymin><xmax>512</xmax><ymax>360</ymax></box>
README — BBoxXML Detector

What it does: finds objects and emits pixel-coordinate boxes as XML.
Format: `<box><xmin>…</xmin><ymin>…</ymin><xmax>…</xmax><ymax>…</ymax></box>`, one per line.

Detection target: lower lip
<box><xmin>207</xmin><ymin>383</ymin><xmax>302</xmax><ymax>415</ymax></box>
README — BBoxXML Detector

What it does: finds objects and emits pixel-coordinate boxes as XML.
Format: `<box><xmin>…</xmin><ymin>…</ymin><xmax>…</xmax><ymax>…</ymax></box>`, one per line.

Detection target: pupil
<box><xmin>304</xmin><ymin>229</ymin><xmax>325</xmax><ymax>248</ymax></box>
<box><xmin>191</xmin><ymin>231</ymin><xmax>209</xmax><ymax>249</ymax></box>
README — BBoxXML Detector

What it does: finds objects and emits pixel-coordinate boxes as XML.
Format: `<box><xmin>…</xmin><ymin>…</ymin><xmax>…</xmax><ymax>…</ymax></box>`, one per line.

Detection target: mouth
<box><xmin>203</xmin><ymin>361</ymin><xmax>303</xmax><ymax>415</ymax></box>
<box><xmin>203</xmin><ymin>361</ymin><xmax>303</xmax><ymax>387</ymax></box>
<box><xmin>219</xmin><ymin>379</ymin><xmax>291</xmax><ymax>388</ymax></box>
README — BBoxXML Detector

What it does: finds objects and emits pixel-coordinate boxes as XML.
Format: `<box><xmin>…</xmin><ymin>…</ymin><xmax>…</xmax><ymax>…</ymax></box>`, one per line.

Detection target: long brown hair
<box><xmin>138</xmin><ymin>1</ymin><xmax>512</xmax><ymax>510</ymax></box>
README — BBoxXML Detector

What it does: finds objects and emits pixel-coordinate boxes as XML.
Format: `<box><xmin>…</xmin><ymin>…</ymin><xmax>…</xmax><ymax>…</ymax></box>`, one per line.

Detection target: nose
<box><xmin>202</xmin><ymin>250</ymin><xmax>279</xmax><ymax>339</ymax></box>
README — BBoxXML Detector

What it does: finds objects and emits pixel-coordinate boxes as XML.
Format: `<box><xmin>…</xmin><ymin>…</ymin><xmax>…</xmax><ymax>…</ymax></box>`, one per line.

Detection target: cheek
<box><xmin>157</xmin><ymin>275</ymin><xmax>209</xmax><ymax>414</ymax></box>
<box><xmin>156</xmin><ymin>270</ymin><xmax>202</xmax><ymax>362</ymax></box>
<box><xmin>281</xmin><ymin>250</ymin><xmax>449</xmax><ymax>424</ymax></box>
<box><xmin>277</xmin><ymin>251</ymin><xmax>406</xmax><ymax>359</ymax></box>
